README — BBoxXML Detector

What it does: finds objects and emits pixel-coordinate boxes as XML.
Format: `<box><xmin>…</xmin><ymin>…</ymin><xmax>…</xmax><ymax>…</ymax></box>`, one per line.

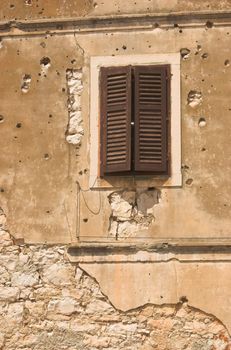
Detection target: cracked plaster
<box><xmin>0</xmin><ymin>213</ymin><xmax>230</xmax><ymax>349</ymax></box>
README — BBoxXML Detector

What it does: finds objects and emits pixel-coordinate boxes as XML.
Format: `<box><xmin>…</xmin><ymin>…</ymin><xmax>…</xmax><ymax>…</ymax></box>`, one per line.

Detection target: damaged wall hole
<box><xmin>108</xmin><ymin>188</ymin><xmax>161</xmax><ymax>239</ymax></box>
<box><xmin>187</xmin><ymin>90</ymin><xmax>202</xmax><ymax>108</ymax></box>
<box><xmin>0</xmin><ymin>115</ymin><xmax>4</xmax><ymax>123</ymax></box>
<box><xmin>198</xmin><ymin>118</ymin><xmax>206</xmax><ymax>127</ymax></box>
<box><xmin>180</xmin><ymin>48</ymin><xmax>190</xmax><ymax>60</ymax></box>
<box><xmin>21</xmin><ymin>74</ymin><xmax>31</xmax><ymax>93</ymax></box>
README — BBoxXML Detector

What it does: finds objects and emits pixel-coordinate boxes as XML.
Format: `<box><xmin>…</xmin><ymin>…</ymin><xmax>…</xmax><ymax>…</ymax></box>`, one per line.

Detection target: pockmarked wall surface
<box><xmin>1</xmin><ymin>1</ymin><xmax>231</xmax><ymax>346</ymax></box>
<box><xmin>0</xmin><ymin>23</ymin><xmax>231</xmax><ymax>243</ymax></box>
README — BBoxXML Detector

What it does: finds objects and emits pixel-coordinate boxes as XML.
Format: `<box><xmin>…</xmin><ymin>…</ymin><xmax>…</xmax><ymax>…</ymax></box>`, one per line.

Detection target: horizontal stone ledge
<box><xmin>67</xmin><ymin>239</ymin><xmax>231</xmax><ymax>263</ymax></box>
<box><xmin>0</xmin><ymin>10</ymin><xmax>231</xmax><ymax>36</ymax></box>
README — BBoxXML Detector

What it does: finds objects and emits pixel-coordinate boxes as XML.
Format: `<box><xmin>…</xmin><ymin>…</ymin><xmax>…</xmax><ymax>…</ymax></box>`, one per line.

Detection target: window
<box><xmin>100</xmin><ymin>65</ymin><xmax>170</xmax><ymax>177</ymax></box>
<box><xmin>90</xmin><ymin>54</ymin><xmax>181</xmax><ymax>188</ymax></box>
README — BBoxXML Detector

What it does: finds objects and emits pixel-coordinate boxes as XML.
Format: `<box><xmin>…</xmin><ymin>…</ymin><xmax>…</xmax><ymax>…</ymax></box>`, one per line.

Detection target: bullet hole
<box><xmin>83</xmin><ymin>218</ymin><xmax>88</xmax><ymax>223</ymax></box>
<box><xmin>154</xmin><ymin>23</ymin><xmax>159</xmax><ymax>28</ymax></box>
<box><xmin>179</xmin><ymin>29</ymin><xmax>183</xmax><ymax>33</ymax></box>
<box><xmin>46</xmin><ymin>210</ymin><xmax>50</xmax><ymax>214</ymax></box>
<box><xmin>206</xmin><ymin>21</ymin><xmax>213</xmax><ymax>28</ymax></box>
<box><xmin>10</xmin><ymin>4</ymin><xmax>15</xmax><ymax>9</ymax></box>
<box><xmin>17</xmin><ymin>50</ymin><xmax>20</xmax><ymax>56</ymax></box>
<box><xmin>122</xmin><ymin>45</ymin><xmax>127</xmax><ymax>50</ymax></box>
<box><xmin>21</xmin><ymin>74</ymin><xmax>32</xmax><ymax>93</ymax></box>
<box><xmin>180</xmin><ymin>48</ymin><xmax>190</xmax><ymax>60</ymax></box>
<box><xmin>93</xmin><ymin>2</ymin><xmax>98</xmax><ymax>8</ymax></box>
<box><xmin>0</xmin><ymin>188</ymin><xmax>4</xmax><ymax>193</ymax></box>
<box><xmin>174</xmin><ymin>23</ymin><xmax>178</xmax><ymax>28</ymax></box>
<box><xmin>160</xmin><ymin>295</ymin><xmax>163</xmax><ymax>299</ymax></box>
<box><xmin>71</xmin><ymin>59</ymin><xmax>76</xmax><ymax>64</ymax></box>
<box><xmin>0</xmin><ymin>115</ymin><xmax>4</xmax><ymax>123</ymax></box>
<box><xmin>24</xmin><ymin>0</ymin><xmax>32</xmax><ymax>4</ymax></box>
<box><xmin>19</xmin><ymin>160</ymin><xmax>22</xmax><ymax>163</ymax></box>
<box><xmin>224</xmin><ymin>59</ymin><xmax>230</xmax><ymax>67</ymax></box>
<box><xmin>56</xmin><ymin>71</ymin><xmax>60</xmax><ymax>76</ymax></box>
<box><xmin>44</xmin><ymin>153</ymin><xmax>49</xmax><ymax>160</ymax></box>
<box><xmin>180</xmin><ymin>296</ymin><xmax>188</xmax><ymax>303</ymax></box>
<box><xmin>84</xmin><ymin>169</ymin><xmax>88</xmax><ymax>174</ymax></box>
<box><xmin>116</xmin><ymin>48</ymin><xmax>119</xmax><ymax>51</ymax></box>
<box><xmin>62</xmin><ymin>88</ymin><xmax>65</xmax><ymax>92</ymax></box>
<box><xmin>198</xmin><ymin>118</ymin><xmax>206</xmax><ymax>127</ymax></box>
<box><xmin>49</xmin><ymin>114</ymin><xmax>52</xmax><ymax>118</ymax></box>
<box><xmin>40</xmin><ymin>56</ymin><xmax>51</xmax><ymax>66</ymax></box>
<box><xmin>186</xmin><ymin>178</ymin><xmax>193</xmax><ymax>186</ymax></box>
<box><xmin>201</xmin><ymin>147</ymin><xmax>206</xmax><ymax>152</ymax></box>
<box><xmin>16</xmin><ymin>123</ymin><xmax>22</xmax><ymax>128</ymax></box>
<box><xmin>201</xmin><ymin>53</ymin><xmax>208</xmax><ymax>59</ymax></box>
<box><xmin>181</xmin><ymin>164</ymin><xmax>189</xmax><ymax>170</ymax></box>
<box><xmin>201</xmin><ymin>79</ymin><xmax>205</xmax><ymax>82</ymax></box>
<box><xmin>40</xmin><ymin>42</ymin><xmax>46</xmax><ymax>48</ymax></box>
<box><xmin>79</xmin><ymin>170</ymin><xmax>83</xmax><ymax>175</ymax></box>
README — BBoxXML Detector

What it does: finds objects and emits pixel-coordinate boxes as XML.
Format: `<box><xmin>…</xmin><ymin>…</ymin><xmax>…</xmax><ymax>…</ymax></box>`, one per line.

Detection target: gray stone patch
<box><xmin>65</xmin><ymin>69</ymin><xmax>84</xmax><ymax>146</ymax></box>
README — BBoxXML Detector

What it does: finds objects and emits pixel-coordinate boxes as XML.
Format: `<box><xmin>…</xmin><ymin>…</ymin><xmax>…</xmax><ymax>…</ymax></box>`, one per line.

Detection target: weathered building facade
<box><xmin>0</xmin><ymin>1</ymin><xmax>231</xmax><ymax>348</ymax></box>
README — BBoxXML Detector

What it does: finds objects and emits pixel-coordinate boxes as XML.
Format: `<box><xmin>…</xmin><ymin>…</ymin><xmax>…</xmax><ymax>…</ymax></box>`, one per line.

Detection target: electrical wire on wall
<box><xmin>75</xmin><ymin>180</ymin><xmax>102</xmax><ymax>241</ymax></box>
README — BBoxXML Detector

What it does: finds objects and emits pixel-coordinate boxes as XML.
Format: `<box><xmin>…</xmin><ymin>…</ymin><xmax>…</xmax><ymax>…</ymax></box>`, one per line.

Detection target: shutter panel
<box><xmin>100</xmin><ymin>66</ymin><xmax>132</xmax><ymax>176</ymax></box>
<box><xmin>134</xmin><ymin>65</ymin><xmax>170</xmax><ymax>174</ymax></box>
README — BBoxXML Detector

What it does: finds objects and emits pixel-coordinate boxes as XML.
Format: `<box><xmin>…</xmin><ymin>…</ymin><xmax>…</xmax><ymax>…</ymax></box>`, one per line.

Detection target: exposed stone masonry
<box><xmin>0</xmin><ymin>208</ymin><xmax>230</xmax><ymax>349</ymax></box>
<box><xmin>65</xmin><ymin>69</ymin><xmax>84</xmax><ymax>146</ymax></box>
<box><xmin>108</xmin><ymin>189</ymin><xmax>160</xmax><ymax>238</ymax></box>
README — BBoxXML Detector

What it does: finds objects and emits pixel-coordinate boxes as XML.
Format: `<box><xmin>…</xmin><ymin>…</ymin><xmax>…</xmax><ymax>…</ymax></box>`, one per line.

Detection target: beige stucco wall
<box><xmin>1</xmin><ymin>0</ymin><xmax>231</xmax><ymax>20</ymax></box>
<box><xmin>1</xmin><ymin>2</ymin><xmax>231</xmax><ymax>343</ymax></box>
<box><xmin>0</xmin><ymin>23</ymin><xmax>230</xmax><ymax>243</ymax></box>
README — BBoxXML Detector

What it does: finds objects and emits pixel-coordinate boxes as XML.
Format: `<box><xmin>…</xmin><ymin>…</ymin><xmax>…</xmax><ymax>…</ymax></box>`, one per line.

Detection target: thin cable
<box><xmin>76</xmin><ymin>180</ymin><xmax>102</xmax><ymax>216</ymax></box>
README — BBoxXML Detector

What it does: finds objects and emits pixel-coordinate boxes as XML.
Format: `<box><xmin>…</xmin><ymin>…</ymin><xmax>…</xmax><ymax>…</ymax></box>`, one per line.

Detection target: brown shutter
<box><xmin>134</xmin><ymin>65</ymin><xmax>170</xmax><ymax>174</ymax></box>
<box><xmin>100</xmin><ymin>66</ymin><xmax>132</xmax><ymax>176</ymax></box>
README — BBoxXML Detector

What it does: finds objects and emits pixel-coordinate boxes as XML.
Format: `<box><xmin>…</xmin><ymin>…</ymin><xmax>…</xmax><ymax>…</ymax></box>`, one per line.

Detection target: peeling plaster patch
<box><xmin>65</xmin><ymin>69</ymin><xmax>84</xmax><ymax>146</ymax></box>
<box><xmin>108</xmin><ymin>189</ymin><xmax>160</xmax><ymax>238</ymax></box>
<box><xmin>21</xmin><ymin>74</ymin><xmax>31</xmax><ymax>93</ymax></box>
<box><xmin>180</xmin><ymin>48</ymin><xmax>190</xmax><ymax>60</ymax></box>
<box><xmin>187</xmin><ymin>90</ymin><xmax>202</xmax><ymax>108</ymax></box>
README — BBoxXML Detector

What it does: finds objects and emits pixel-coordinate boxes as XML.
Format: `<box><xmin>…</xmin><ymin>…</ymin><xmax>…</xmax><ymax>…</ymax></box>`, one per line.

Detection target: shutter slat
<box><xmin>100</xmin><ymin>66</ymin><xmax>131</xmax><ymax>176</ymax></box>
<box><xmin>134</xmin><ymin>65</ymin><xmax>170</xmax><ymax>173</ymax></box>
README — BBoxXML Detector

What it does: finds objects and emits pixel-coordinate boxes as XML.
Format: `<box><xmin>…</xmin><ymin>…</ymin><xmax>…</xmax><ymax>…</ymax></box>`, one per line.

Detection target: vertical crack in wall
<box><xmin>65</xmin><ymin>69</ymin><xmax>84</xmax><ymax>146</ymax></box>
<box><xmin>108</xmin><ymin>188</ymin><xmax>161</xmax><ymax>239</ymax></box>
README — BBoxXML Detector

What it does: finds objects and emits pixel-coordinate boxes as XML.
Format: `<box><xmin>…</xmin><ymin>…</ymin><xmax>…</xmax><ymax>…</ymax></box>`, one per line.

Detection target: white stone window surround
<box><xmin>90</xmin><ymin>53</ymin><xmax>181</xmax><ymax>188</ymax></box>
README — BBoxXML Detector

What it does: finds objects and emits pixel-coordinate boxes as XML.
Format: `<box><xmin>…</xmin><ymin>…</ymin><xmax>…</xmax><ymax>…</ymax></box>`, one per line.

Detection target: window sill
<box><xmin>89</xmin><ymin>171</ymin><xmax>182</xmax><ymax>189</ymax></box>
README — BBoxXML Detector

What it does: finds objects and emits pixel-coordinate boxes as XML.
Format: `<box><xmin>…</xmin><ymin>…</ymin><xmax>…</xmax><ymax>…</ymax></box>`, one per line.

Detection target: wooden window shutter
<box><xmin>100</xmin><ymin>66</ymin><xmax>132</xmax><ymax>176</ymax></box>
<box><xmin>134</xmin><ymin>65</ymin><xmax>170</xmax><ymax>174</ymax></box>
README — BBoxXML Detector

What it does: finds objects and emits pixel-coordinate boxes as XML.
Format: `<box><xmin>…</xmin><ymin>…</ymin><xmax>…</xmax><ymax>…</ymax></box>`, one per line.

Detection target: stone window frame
<box><xmin>89</xmin><ymin>53</ymin><xmax>181</xmax><ymax>188</ymax></box>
